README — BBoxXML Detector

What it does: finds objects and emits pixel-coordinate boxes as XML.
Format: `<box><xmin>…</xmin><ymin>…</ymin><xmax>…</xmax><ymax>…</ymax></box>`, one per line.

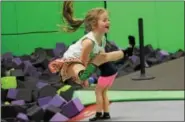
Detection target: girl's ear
<box><xmin>91</xmin><ymin>21</ymin><xmax>98</xmax><ymax>30</ymax></box>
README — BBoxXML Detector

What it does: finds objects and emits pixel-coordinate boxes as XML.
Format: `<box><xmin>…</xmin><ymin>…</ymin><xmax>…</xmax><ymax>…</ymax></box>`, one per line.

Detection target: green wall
<box><xmin>1</xmin><ymin>1</ymin><xmax>104</xmax><ymax>56</ymax></box>
<box><xmin>1</xmin><ymin>1</ymin><xmax>184</xmax><ymax>55</ymax></box>
<box><xmin>107</xmin><ymin>1</ymin><xmax>184</xmax><ymax>53</ymax></box>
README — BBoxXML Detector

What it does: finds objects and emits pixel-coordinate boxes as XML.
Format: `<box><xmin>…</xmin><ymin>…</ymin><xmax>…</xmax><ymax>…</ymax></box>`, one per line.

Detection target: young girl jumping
<box><xmin>48</xmin><ymin>1</ymin><xmax>132</xmax><ymax>87</ymax></box>
<box><xmin>89</xmin><ymin>38</ymin><xmax>135</xmax><ymax>121</ymax></box>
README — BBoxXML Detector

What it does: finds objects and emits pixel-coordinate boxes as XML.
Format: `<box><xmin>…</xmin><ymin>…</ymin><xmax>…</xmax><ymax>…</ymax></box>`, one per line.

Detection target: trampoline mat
<box><xmin>83</xmin><ymin>100</ymin><xmax>184</xmax><ymax>121</ymax></box>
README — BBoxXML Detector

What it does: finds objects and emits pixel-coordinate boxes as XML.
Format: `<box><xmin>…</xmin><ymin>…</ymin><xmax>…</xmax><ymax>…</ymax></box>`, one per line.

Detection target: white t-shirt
<box><xmin>63</xmin><ymin>31</ymin><xmax>106</xmax><ymax>60</ymax></box>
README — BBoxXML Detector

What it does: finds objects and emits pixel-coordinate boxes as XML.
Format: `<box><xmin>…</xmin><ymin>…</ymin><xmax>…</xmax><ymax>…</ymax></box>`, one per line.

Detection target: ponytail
<box><xmin>60</xmin><ymin>1</ymin><xmax>84</xmax><ymax>32</ymax></box>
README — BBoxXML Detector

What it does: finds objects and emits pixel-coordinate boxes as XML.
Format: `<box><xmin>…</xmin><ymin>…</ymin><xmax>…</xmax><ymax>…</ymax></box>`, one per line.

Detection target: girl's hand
<box><xmin>82</xmin><ymin>80</ymin><xmax>89</xmax><ymax>88</ymax></box>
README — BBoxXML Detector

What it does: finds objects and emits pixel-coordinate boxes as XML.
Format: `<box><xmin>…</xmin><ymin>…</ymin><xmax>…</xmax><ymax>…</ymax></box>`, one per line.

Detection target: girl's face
<box><xmin>94</xmin><ymin>11</ymin><xmax>110</xmax><ymax>34</ymax></box>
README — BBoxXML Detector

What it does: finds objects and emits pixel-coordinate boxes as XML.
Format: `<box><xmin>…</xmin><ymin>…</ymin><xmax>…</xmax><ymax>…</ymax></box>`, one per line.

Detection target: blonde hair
<box><xmin>60</xmin><ymin>1</ymin><xmax>107</xmax><ymax>32</ymax></box>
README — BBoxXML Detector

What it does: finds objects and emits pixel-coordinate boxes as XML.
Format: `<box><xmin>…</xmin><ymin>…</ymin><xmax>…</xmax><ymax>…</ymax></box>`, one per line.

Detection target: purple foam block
<box><xmin>23</xmin><ymin>61</ymin><xmax>33</xmax><ymax>74</ymax></box>
<box><xmin>50</xmin><ymin>112</ymin><xmax>69</xmax><ymax>122</ymax></box>
<box><xmin>38</xmin><ymin>96</ymin><xmax>52</xmax><ymax>107</ymax></box>
<box><xmin>157</xmin><ymin>50</ymin><xmax>169</xmax><ymax>61</ymax></box>
<box><xmin>53</xmin><ymin>48</ymin><xmax>65</xmax><ymax>57</ymax></box>
<box><xmin>17</xmin><ymin>113</ymin><xmax>29</xmax><ymax>121</ymax></box>
<box><xmin>129</xmin><ymin>55</ymin><xmax>138</xmax><ymax>63</ymax></box>
<box><xmin>62</xmin><ymin>98</ymin><xmax>84</xmax><ymax>118</ymax></box>
<box><xmin>160</xmin><ymin>50</ymin><xmax>169</xmax><ymax>56</ymax></box>
<box><xmin>29</xmin><ymin>70</ymin><xmax>42</xmax><ymax>78</ymax></box>
<box><xmin>48</xmin><ymin>94</ymin><xmax>67</xmax><ymax>108</ymax></box>
<box><xmin>23</xmin><ymin>61</ymin><xmax>37</xmax><ymax>73</ymax></box>
<box><xmin>23</xmin><ymin>60</ymin><xmax>32</xmax><ymax>67</ymax></box>
<box><xmin>36</xmin><ymin>82</ymin><xmax>48</xmax><ymax>89</ymax></box>
<box><xmin>11</xmin><ymin>100</ymin><xmax>25</xmax><ymax>105</ymax></box>
<box><xmin>12</xmin><ymin>58</ymin><xmax>22</xmax><ymax>66</ymax></box>
<box><xmin>7</xmin><ymin>88</ymin><xmax>18</xmax><ymax>99</ymax></box>
<box><xmin>41</xmin><ymin>104</ymin><xmax>49</xmax><ymax>110</ymax></box>
<box><xmin>56</xmin><ymin>43</ymin><xmax>66</xmax><ymax>49</ymax></box>
<box><xmin>53</xmin><ymin>43</ymin><xmax>66</xmax><ymax>57</ymax></box>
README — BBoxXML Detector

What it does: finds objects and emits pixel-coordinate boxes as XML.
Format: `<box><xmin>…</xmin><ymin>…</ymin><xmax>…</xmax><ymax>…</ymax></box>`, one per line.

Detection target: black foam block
<box><xmin>19</xmin><ymin>55</ymin><xmax>31</xmax><ymax>61</ymax></box>
<box><xmin>3</xmin><ymin>58</ymin><xmax>14</xmax><ymax>70</ymax></box>
<box><xmin>31</xmin><ymin>48</ymin><xmax>47</xmax><ymax>67</ymax></box>
<box><xmin>64</xmin><ymin>79</ymin><xmax>82</xmax><ymax>90</ymax></box>
<box><xmin>4</xmin><ymin>118</ymin><xmax>16</xmax><ymax>122</ymax></box>
<box><xmin>59</xmin><ymin>87</ymin><xmax>75</xmax><ymax>101</ymax></box>
<box><xmin>45</xmin><ymin>48</ymin><xmax>55</xmax><ymax>57</ymax></box>
<box><xmin>1</xmin><ymin>119</ymin><xmax>8</xmax><ymax>122</ymax></box>
<box><xmin>39</xmin><ymin>73</ymin><xmax>61</xmax><ymax>84</ymax></box>
<box><xmin>171</xmin><ymin>49</ymin><xmax>185</xmax><ymax>59</ymax></box>
<box><xmin>25</xmin><ymin>102</ymin><xmax>37</xmax><ymax>109</ymax></box>
<box><xmin>38</xmin><ymin>85</ymin><xmax>57</xmax><ymax>98</ymax></box>
<box><xmin>23</xmin><ymin>80</ymin><xmax>37</xmax><ymax>90</ymax></box>
<box><xmin>105</xmin><ymin>40</ymin><xmax>119</xmax><ymax>52</ymax></box>
<box><xmin>146</xmin><ymin>57</ymin><xmax>159</xmax><ymax>65</ymax></box>
<box><xmin>17</xmin><ymin>80</ymin><xmax>25</xmax><ymax>88</ymax></box>
<box><xmin>24</xmin><ymin>76</ymin><xmax>38</xmax><ymax>82</ymax></box>
<box><xmin>1</xmin><ymin>66</ymin><xmax>6</xmax><ymax>77</ymax></box>
<box><xmin>44</xmin><ymin>105</ymin><xmax>62</xmax><ymax>121</ymax></box>
<box><xmin>1</xmin><ymin>89</ymin><xmax>8</xmax><ymax>102</ymax></box>
<box><xmin>23</xmin><ymin>61</ymin><xmax>39</xmax><ymax>77</ymax></box>
<box><xmin>16</xmin><ymin>89</ymin><xmax>32</xmax><ymax>102</ymax></box>
<box><xmin>52</xmin><ymin>82</ymin><xmax>63</xmax><ymax>89</ymax></box>
<box><xmin>1</xmin><ymin>104</ymin><xmax>27</xmax><ymax>118</ymax></box>
<box><xmin>118</xmin><ymin>60</ymin><xmax>134</xmax><ymax>71</ymax></box>
<box><xmin>2</xmin><ymin>52</ymin><xmax>13</xmax><ymax>60</ymax></box>
<box><xmin>10</xmin><ymin>69</ymin><xmax>25</xmax><ymax>81</ymax></box>
<box><xmin>48</xmin><ymin>74</ymin><xmax>61</xmax><ymax>83</ymax></box>
<box><xmin>27</xmin><ymin>105</ymin><xmax>44</xmax><ymax>121</ymax></box>
<box><xmin>144</xmin><ymin>44</ymin><xmax>154</xmax><ymax>56</ymax></box>
<box><xmin>32</xmin><ymin>90</ymin><xmax>39</xmax><ymax>102</ymax></box>
<box><xmin>29</xmin><ymin>70</ymin><xmax>42</xmax><ymax>78</ymax></box>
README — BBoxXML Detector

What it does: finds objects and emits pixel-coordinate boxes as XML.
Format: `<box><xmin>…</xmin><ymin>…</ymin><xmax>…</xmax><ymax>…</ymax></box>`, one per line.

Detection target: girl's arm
<box><xmin>80</xmin><ymin>39</ymin><xmax>94</xmax><ymax>67</ymax></box>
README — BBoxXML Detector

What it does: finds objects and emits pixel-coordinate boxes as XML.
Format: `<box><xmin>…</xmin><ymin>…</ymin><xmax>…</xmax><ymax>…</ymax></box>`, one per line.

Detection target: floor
<box><xmin>82</xmin><ymin>101</ymin><xmax>184</xmax><ymax>121</ymax></box>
